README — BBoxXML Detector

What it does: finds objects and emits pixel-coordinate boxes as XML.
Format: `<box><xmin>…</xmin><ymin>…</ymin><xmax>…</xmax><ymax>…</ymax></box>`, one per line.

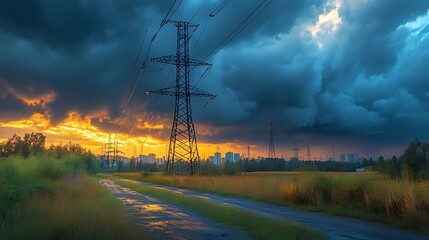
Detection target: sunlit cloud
<box><xmin>18</xmin><ymin>92</ymin><xmax>56</xmax><ymax>108</ymax></box>
<box><xmin>0</xmin><ymin>79</ymin><xmax>56</xmax><ymax>108</ymax></box>
<box><xmin>0</xmin><ymin>113</ymin><xmax>49</xmax><ymax>129</ymax></box>
<box><xmin>398</xmin><ymin>10</ymin><xmax>429</xmax><ymax>50</ymax></box>
<box><xmin>307</xmin><ymin>0</ymin><xmax>342</xmax><ymax>47</ymax></box>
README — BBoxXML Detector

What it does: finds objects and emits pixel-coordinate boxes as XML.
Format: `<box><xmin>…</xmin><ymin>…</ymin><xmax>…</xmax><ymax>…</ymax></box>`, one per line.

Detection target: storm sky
<box><xmin>1</xmin><ymin>0</ymin><xmax>429</xmax><ymax>158</ymax></box>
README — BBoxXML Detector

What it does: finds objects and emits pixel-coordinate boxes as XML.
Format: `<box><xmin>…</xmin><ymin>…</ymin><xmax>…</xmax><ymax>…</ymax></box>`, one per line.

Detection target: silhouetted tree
<box><xmin>403</xmin><ymin>139</ymin><xmax>429</xmax><ymax>180</ymax></box>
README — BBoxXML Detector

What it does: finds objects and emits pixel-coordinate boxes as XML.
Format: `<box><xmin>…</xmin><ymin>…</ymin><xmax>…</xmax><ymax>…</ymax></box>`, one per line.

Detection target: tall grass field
<box><xmin>0</xmin><ymin>155</ymin><xmax>147</xmax><ymax>239</ymax></box>
<box><xmin>116</xmin><ymin>171</ymin><xmax>429</xmax><ymax>232</ymax></box>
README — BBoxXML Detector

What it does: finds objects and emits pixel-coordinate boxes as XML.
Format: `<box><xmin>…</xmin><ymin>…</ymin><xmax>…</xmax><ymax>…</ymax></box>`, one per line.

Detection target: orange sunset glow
<box><xmin>0</xmin><ymin>111</ymin><xmax>261</xmax><ymax>158</ymax></box>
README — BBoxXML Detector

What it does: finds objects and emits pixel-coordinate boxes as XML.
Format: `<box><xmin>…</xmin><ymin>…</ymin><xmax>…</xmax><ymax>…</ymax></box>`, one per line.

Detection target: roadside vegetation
<box><xmin>114</xmin><ymin>139</ymin><xmax>429</xmax><ymax>232</ymax></box>
<box><xmin>116</xmin><ymin>171</ymin><xmax>429</xmax><ymax>232</ymax></box>
<box><xmin>0</xmin><ymin>133</ymin><xmax>147</xmax><ymax>239</ymax></box>
<box><xmin>110</xmin><ymin>177</ymin><xmax>324</xmax><ymax>240</ymax></box>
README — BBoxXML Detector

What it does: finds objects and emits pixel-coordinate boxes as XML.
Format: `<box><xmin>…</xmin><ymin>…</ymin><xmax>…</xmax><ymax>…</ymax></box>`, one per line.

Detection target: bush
<box><xmin>312</xmin><ymin>175</ymin><xmax>340</xmax><ymax>205</ymax></box>
<box><xmin>222</xmin><ymin>162</ymin><xmax>239</xmax><ymax>175</ymax></box>
<box><xmin>198</xmin><ymin>161</ymin><xmax>222</xmax><ymax>176</ymax></box>
<box><xmin>0</xmin><ymin>154</ymin><xmax>98</xmax><ymax>217</ymax></box>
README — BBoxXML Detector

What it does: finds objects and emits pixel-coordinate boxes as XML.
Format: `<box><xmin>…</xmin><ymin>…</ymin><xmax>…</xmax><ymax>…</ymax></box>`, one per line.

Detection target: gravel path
<box><xmin>99</xmin><ymin>179</ymin><xmax>252</xmax><ymax>240</ymax></box>
<box><xmin>122</xmin><ymin>179</ymin><xmax>429</xmax><ymax>240</ymax></box>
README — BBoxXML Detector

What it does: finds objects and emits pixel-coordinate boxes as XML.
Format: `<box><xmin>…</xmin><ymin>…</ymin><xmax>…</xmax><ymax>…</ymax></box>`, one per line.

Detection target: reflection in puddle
<box><xmin>197</xmin><ymin>195</ymin><xmax>211</xmax><ymax>200</ymax></box>
<box><xmin>99</xmin><ymin>179</ymin><xmax>251</xmax><ymax>240</ymax></box>
<box><xmin>142</xmin><ymin>204</ymin><xmax>164</xmax><ymax>212</ymax></box>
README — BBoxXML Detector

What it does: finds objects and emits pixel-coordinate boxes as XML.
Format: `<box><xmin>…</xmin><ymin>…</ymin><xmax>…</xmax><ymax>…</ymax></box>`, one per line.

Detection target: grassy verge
<box><xmin>109</xmin><ymin>176</ymin><xmax>324</xmax><ymax>240</ymax></box>
<box><xmin>0</xmin><ymin>156</ymin><xmax>148</xmax><ymax>239</ymax></box>
<box><xmin>114</xmin><ymin>172</ymin><xmax>429</xmax><ymax>233</ymax></box>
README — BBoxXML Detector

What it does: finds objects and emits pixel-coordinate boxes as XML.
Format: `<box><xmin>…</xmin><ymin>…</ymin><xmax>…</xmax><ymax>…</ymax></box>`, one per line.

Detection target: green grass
<box><xmin>109</xmin><ymin>176</ymin><xmax>324</xmax><ymax>240</ymax></box>
<box><xmin>114</xmin><ymin>171</ymin><xmax>429</xmax><ymax>233</ymax></box>
<box><xmin>0</xmin><ymin>155</ymin><xmax>149</xmax><ymax>239</ymax></box>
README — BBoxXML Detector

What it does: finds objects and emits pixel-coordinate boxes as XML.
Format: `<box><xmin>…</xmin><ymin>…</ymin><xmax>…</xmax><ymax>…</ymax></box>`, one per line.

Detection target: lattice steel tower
<box><xmin>147</xmin><ymin>19</ymin><xmax>215</xmax><ymax>174</ymax></box>
<box><xmin>292</xmin><ymin>143</ymin><xmax>301</xmax><ymax>160</ymax></box>
<box><xmin>268</xmin><ymin>122</ymin><xmax>276</xmax><ymax>159</ymax></box>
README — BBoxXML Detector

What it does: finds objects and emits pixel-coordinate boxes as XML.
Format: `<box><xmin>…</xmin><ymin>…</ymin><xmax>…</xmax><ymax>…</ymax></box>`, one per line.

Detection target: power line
<box><xmin>191</xmin><ymin>0</ymin><xmax>274</xmax><ymax>90</ymax></box>
<box><xmin>114</xmin><ymin>70</ymin><xmax>144</xmax><ymax>125</ymax></box>
<box><xmin>193</xmin><ymin>64</ymin><xmax>212</xmax><ymax>88</ymax></box>
<box><xmin>164</xmin><ymin>0</ymin><xmax>178</xmax><ymax>23</ymax></box>
<box><xmin>149</xmin><ymin>98</ymin><xmax>174</xmax><ymax>129</ymax></box>
<box><xmin>192</xmin><ymin>18</ymin><xmax>211</xmax><ymax>50</ymax></box>
<box><xmin>168</xmin><ymin>0</ymin><xmax>184</xmax><ymax>21</ymax></box>
<box><xmin>209</xmin><ymin>0</ymin><xmax>232</xmax><ymax>17</ymax></box>
<box><xmin>144</xmin><ymin>0</ymin><xmax>183</xmax><ymax>69</ymax></box>
<box><xmin>124</xmin><ymin>0</ymin><xmax>185</xmax><ymax>134</ymax></box>
<box><xmin>192</xmin><ymin>0</ymin><xmax>231</xmax><ymax>50</ymax></box>
<box><xmin>113</xmin><ymin>5</ymin><xmax>159</xmax><ymax>128</ymax></box>
<box><xmin>188</xmin><ymin>0</ymin><xmax>213</xmax><ymax>40</ymax></box>
<box><xmin>204</xmin><ymin>0</ymin><xmax>274</xmax><ymax>61</ymax></box>
<box><xmin>188</xmin><ymin>0</ymin><xmax>211</xmax><ymax>23</ymax></box>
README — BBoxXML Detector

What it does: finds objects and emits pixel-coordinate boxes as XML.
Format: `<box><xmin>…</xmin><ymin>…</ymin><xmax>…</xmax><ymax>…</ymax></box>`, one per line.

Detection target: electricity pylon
<box><xmin>147</xmin><ymin>19</ymin><xmax>215</xmax><ymax>175</ymax></box>
<box><xmin>292</xmin><ymin>143</ymin><xmax>300</xmax><ymax>160</ymax></box>
<box><xmin>307</xmin><ymin>142</ymin><xmax>311</xmax><ymax>161</ymax></box>
<box><xmin>268</xmin><ymin>122</ymin><xmax>276</xmax><ymax>159</ymax></box>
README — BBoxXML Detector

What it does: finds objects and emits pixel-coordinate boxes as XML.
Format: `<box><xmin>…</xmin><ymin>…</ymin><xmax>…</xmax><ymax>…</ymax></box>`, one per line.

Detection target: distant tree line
<box><xmin>193</xmin><ymin>138</ymin><xmax>429</xmax><ymax>180</ymax></box>
<box><xmin>0</xmin><ymin>132</ymin><xmax>94</xmax><ymax>158</ymax></box>
<box><xmin>127</xmin><ymin>160</ymin><xmax>165</xmax><ymax>172</ymax></box>
<box><xmin>0</xmin><ymin>133</ymin><xmax>46</xmax><ymax>158</ymax></box>
<box><xmin>377</xmin><ymin>139</ymin><xmax>429</xmax><ymax>181</ymax></box>
<box><xmin>0</xmin><ymin>132</ymin><xmax>97</xmax><ymax>174</ymax></box>
<box><xmin>234</xmin><ymin>138</ymin><xmax>429</xmax><ymax>180</ymax></box>
<box><xmin>235</xmin><ymin>158</ymin><xmax>360</xmax><ymax>172</ymax></box>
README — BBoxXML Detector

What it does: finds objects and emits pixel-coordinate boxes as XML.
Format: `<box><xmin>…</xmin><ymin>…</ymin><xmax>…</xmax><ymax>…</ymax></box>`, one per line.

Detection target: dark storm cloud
<box><xmin>0</xmin><ymin>0</ymin><xmax>164</xmax><ymax>123</ymax></box>
<box><xmin>311</xmin><ymin>0</ymin><xmax>429</xmax><ymax>143</ymax></box>
<box><xmin>0</xmin><ymin>79</ymin><xmax>45</xmax><ymax>121</ymax></box>
<box><xmin>190</xmin><ymin>0</ymin><xmax>429</xmax><ymax>155</ymax></box>
<box><xmin>1</xmin><ymin>0</ymin><xmax>429</xmax><ymax>156</ymax></box>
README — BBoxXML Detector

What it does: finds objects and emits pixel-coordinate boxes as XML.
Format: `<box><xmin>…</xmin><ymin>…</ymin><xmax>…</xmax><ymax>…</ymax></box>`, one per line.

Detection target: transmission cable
<box><xmin>204</xmin><ymin>0</ymin><xmax>274</xmax><ymax>61</ymax></box>
<box><xmin>168</xmin><ymin>0</ymin><xmax>184</xmax><ymax>21</ymax></box>
<box><xmin>192</xmin><ymin>0</ymin><xmax>274</xmax><ymax>95</ymax></box>
<box><xmin>113</xmin><ymin>5</ymin><xmax>159</xmax><ymax>127</ymax></box>
<box><xmin>164</xmin><ymin>0</ymin><xmax>178</xmax><ymax>23</ymax></box>
<box><xmin>209</xmin><ymin>0</ymin><xmax>232</xmax><ymax>17</ymax></box>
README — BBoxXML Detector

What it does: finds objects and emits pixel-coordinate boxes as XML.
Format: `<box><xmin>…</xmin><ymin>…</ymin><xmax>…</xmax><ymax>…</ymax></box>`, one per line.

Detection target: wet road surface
<box><xmin>99</xmin><ymin>179</ymin><xmax>252</xmax><ymax>240</ymax></box>
<box><xmin>121</xmin><ymin>179</ymin><xmax>429</xmax><ymax>240</ymax></box>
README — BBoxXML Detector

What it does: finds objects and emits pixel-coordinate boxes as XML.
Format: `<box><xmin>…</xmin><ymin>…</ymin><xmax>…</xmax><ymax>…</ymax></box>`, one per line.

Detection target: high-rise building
<box><xmin>214</xmin><ymin>152</ymin><xmax>222</xmax><ymax>166</ymax></box>
<box><xmin>233</xmin><ymin>153</ymin><xmax>241</xmax><ymax>162</ymax></box>
<box><xmin>208</xmin><ymin>156</ymin><xmax>214</xmax><ymax>163</ymax></box>
<box><xmin>347</xmin><ymin>153</ymin><xmax>355</xmax><ymax>162</ymax></box>
<box><xmin>148</xmin><ymin>153</ymin><xmax>156</xmax><ymax>164</ymax></box>
<box><xmin>226</xmin><ymin>152</ymin><xmax>233</xmax><ymax>163</ymax></box>
<box><xmin>139</xmin><ymin>155</ymin><xmax>148</xmax><ymax>164</ymax></box>
<box><xmin>340</xmin><ymin>154</ymin><xmax>346</xmax><ymax>161</ymax></box>
<box><xmin>156</xmin><ymin>158</ymin><xmax>163</xmax><ymax>165</ymax></box>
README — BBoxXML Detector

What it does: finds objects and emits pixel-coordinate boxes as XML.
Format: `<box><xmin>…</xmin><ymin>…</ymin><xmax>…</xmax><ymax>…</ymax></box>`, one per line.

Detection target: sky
<box><xmin>0</xmin><ymin>0</ymin><xmax>429</xmax><ymax>159</ymax></box>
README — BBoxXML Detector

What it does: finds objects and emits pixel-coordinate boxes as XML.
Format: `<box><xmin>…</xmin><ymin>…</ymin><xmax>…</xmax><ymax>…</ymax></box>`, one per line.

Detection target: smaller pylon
<box><xmin>267</xmin><ymin>122</ymin><xmax>276</xmax><ymax>159</ymax></box>
<box><xmin>307</xmin><ymin>142</ymin><xmax>311</xmax><ymax>161</ymax></box>
<box><xmin>291</xmin><ymin>143</ymin><xmax>300</xmax><ymax>160</ymax></box>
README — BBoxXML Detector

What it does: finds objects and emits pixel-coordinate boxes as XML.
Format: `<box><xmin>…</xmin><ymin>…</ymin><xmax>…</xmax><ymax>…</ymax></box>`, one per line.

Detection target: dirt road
<box><xmin>122</xmin><ymin>179</ymin><xmax>429</xmax><ymax>240</ymax></box>
<box><xmin>99</xmin><ymin>179</ymin><xmax>252</xmax><ymax>240</ymax></box>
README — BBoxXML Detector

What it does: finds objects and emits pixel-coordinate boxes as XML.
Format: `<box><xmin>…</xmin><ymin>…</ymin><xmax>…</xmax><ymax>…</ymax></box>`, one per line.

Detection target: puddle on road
<box><xmin>99</xmin><ymin>179</ymin><xmax>252</xmax><ymax>240</ymax></box>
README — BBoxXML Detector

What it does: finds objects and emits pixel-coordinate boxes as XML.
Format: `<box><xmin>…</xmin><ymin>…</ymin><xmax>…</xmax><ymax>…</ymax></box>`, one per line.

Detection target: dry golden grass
<box><xmin>116</xmin><ymin>171</ymin><xmax>429</xmax><ymax>231</ymax></box>
<box><xmin>1</xmin><ymin>176</ymin><xmax>148</xmax><ymax>239</ymax></box>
